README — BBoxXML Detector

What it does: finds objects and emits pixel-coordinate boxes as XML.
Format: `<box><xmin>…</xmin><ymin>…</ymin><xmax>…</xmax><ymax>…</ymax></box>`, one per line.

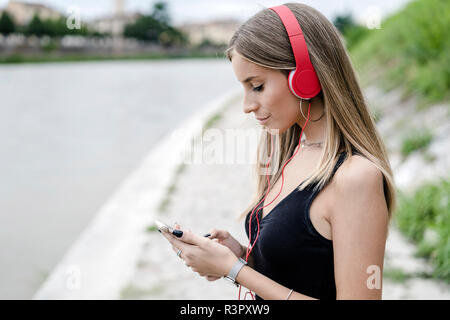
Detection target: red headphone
<box><xmin>270</xmin><ymin>5</ymin><xmax>321</xmax><ymax>99</ymax></box>
<box><xmin>238</xmin><ymin>4</ymin><xmax>320</xmax><ymax>300</ymax></box>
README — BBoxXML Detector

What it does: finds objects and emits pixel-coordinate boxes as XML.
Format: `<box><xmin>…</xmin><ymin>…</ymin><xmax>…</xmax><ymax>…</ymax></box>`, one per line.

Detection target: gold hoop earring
<box><xmin>300</xmin><ymin>99</ymin><xmax>324</xmax><ymax>122</ymax></box>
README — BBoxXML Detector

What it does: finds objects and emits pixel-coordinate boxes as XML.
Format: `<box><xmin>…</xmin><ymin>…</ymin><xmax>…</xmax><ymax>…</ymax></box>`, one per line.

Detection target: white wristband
<box><xmin>224</xmin><ymin>258</ymin><xmax>247</xmax><ymax>286</ymax></box>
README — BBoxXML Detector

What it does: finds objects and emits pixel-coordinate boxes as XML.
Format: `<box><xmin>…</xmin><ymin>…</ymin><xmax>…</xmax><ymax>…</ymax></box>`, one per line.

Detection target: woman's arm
<box><xmin>331</xmin><ymin>156</ymin><xmax>388</xmax><ymax>299</ymax></box>
<box><xmin>163</xmin><ymin>231</ymin><xmax>318</xmax><ymax>300</ymax></box>
<box><xmin>239</xmin><ymin>243</ymin><xmax>254</xmax><ymax>268</ymax></box>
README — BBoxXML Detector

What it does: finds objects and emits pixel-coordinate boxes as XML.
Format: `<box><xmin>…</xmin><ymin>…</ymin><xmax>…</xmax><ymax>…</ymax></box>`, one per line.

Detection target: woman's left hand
<box><xmin>161</xmin><ymin>228</ymin><xmax>238</xmax><ymax>277</ymax></box>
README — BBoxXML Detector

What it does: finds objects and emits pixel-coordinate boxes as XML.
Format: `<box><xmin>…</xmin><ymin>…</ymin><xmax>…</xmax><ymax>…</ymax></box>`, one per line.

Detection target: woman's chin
<box><xmin>264</xmin><ymin>124</ymin><xmax>288</xmax><ymax>135</ymax></box>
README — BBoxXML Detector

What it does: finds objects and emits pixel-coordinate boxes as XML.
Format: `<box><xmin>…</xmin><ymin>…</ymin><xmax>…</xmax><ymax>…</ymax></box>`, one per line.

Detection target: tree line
<box><xmin>0</xmin><ymin>11</ymin><xmax>101</xmax><ymax>37</ymax></box>
<box><xmin>0</xmin><ymin>1</ymin><xmax>187</xmax><ymax>47</ymax></box>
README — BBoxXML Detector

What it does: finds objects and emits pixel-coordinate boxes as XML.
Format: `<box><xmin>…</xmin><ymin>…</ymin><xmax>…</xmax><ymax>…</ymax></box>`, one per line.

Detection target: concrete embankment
<box><xmin>33</xmin><ymin>88</ymin><xmax>242</xmax><ymax>299</ymax></box>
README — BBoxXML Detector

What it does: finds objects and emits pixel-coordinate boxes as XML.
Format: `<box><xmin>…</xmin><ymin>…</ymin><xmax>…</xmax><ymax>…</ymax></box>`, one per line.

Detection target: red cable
<box><xmin>238</xmin><ymin>101</ymin><xmax>312</xmax><ymax>300</ymax></box>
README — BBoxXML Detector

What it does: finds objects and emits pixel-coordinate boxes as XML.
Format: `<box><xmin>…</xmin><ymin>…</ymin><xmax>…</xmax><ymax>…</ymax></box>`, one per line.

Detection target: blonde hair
<box><xmin>225</xmin><ymin>3</ymin><xmax>397</xmax><ymax>224</ymax></box>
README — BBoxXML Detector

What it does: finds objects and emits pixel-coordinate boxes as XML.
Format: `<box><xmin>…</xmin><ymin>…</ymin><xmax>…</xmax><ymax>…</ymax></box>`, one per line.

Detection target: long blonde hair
<box><xmin>225</xmin><ymin>3</ymin><xmax>397</xmax><ymax>223</ymax></box>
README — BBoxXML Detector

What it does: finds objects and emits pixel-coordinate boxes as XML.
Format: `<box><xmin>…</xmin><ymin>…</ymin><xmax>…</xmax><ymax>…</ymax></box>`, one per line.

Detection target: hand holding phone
<box><xmin>154</xmin><ymin>219</ymin><xmax>175</xmax><ymax>234</ymax></box>
<box><xmin>154</xmin><ymin>219</ymin><xmax>212</xmax><ymax>239</ymax></box>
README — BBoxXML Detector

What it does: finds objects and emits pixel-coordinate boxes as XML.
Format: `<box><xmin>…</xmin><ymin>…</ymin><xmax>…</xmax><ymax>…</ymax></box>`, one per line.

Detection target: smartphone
<box><xmin>154</xmin><ymin>219</ymin><xmax>174</xmax><ymax>233</ymax></box>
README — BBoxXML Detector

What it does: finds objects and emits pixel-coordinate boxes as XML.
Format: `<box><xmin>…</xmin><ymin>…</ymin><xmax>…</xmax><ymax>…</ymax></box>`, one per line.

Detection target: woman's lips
<box><xmin>256</xmin><ymin>115</ymin><xmax>270</xmax><ymax>124</ymax></box>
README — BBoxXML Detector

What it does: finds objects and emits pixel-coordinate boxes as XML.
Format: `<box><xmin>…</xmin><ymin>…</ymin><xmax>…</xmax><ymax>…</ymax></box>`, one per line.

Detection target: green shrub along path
<box><xmin>343</xmin><ymin>0</ymin><xmax>449</xmax><ymax>296</ymax></box>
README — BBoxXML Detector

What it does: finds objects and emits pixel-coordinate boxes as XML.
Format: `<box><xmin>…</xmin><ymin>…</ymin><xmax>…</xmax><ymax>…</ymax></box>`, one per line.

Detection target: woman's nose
<box><xmin>242</xmin><ymin>98</ymin><xmax>259</xmax><ymax>114</ymax></box>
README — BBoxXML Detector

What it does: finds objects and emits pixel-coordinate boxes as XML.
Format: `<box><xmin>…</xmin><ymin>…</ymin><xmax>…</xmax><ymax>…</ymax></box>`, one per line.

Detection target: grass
<box><xmin>153</xmin><ymin>94</ymin><xmax>233</xmax><ymax>216</ymax></box>
<box><xmin>120</xmin><ymin>283</ymin><xmax>166</xmax><ymax>299</ymax></box>
<box><xmin>204</xmin><ymin>113</ymin><xmax>223</xmax><ymax>130</ymax></box>
<box><xmin>383</xmin><ymin>267</ymin><xmax>412</xmax><ymax>283</ymax></box>
<box><xmin>400</xmin><ymin>128</ymin><xmax>433</xmax><ymax>158</ymax></box>
<box><xmin>159</xmin><ymin>163</ymin><xmax>186</xmax><ymax>213</ymax></box>
<box><xmin>383</xmin><ymin>267</ymin><xmax>434</xmax><ymax>283</ymax></box>
<box><xmin>394</xmin><ymin>178</ymin><xmax>450</xmax><ymax>283</ymax></box>
<box><xmin>350</xmin><ymin>0</ymin><xmax>450</xmax><ymax>105</ymax></box>
<box><xmin>146</xmin><ymin>225</ymin><xmax>159</xmax><ymax>233</ymax></box>
<box><xmin>157</xmin><ymin>179</ymin><xmax>179</xmax><ymax>213</ymax></box>
<box><xmin>423</xmin><ymin>150</ymin><xmax>437</xmax><ymax>163</ymax></box>
<box><xmin>370</xmin><ymin>106</ymin><xmax>383</xmax><ymax>124</ymax></box>
<box><xmin>0</xmin><ymin>51</ymin><xmax>225</xmax><ymax>64</ymax></box>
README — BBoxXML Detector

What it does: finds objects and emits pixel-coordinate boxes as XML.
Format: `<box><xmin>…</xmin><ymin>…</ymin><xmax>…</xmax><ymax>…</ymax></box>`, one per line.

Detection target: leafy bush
<box><xmin>394</xmin><ymin>178</ymin><xmax>450</xmax><ymax>282</ymax></box>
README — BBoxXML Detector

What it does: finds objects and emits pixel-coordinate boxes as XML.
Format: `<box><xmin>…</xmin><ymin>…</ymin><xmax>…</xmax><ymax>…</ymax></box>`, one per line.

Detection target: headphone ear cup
<box><xmin>288</xmin><ymin>69</ymin><xmax>301</xmax><ymax>98</ymax></box>
<box><xmin>290</xmin><ymin>69</ymin><xmax>321</xmax><ymax>99</ymax></box>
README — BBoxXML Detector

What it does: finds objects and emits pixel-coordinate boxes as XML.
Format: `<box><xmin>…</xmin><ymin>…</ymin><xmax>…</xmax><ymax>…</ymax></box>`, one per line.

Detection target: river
<box><xmin>0</xmin><ymin>58</ymin><xmax>240</xmax><ymax>299</ymax></box>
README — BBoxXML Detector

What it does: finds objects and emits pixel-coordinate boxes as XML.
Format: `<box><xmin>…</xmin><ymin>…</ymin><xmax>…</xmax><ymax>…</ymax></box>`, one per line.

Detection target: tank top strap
<box><xmin>307</xmin><ymin>150</ymin><xmax>348</xmax><ymax>195</ymax></box>
<box><xmin>331</xmin><ymin>151</ymin><xmax>348</xmax><ymax>177</ymax></box>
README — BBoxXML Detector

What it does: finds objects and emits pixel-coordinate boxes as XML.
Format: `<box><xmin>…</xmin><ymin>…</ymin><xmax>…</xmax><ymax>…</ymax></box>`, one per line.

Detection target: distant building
<box><xmin>89</xmin><ymin>0</ymin><xmax>140</xmax><ymax>37</ymax></box>
<box><xmin>178</xmin><ymin>19</ymin><xmax>241</xmax><ymax>46</ymax></box>
<box><xmin>114</xmin><ymin>0</ymin><xmax>125</xmax><ymax>16</ymax></box>
<box><xmin>90</xmin><ymin>13</ymin><xmax>140</xmax><ymax>37</ymax></box>
<box><xmin>1</xmin><ymin>0</ymin><xmax>62</xmax><ymax>25</ymax></box>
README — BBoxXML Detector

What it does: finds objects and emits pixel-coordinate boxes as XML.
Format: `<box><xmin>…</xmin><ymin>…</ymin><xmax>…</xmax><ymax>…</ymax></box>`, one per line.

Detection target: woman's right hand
<box><xmin>204</xmin><ymin>229</ymin><xmax>246</xmax><ymax>282</ymax></box>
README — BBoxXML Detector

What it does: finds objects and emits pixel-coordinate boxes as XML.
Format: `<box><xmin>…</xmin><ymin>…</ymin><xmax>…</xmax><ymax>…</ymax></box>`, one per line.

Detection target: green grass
<box><xmin>400</xmin><ymin>128</ymin><xmax>433</xmax><ymax>157</ymax></box>
<box><xmin>350</xmin><ymin>0</ymin><xmax>450</xmax><ymax>105</ymax></box>
<box><xmin>370</xmin><ymin>106</ymin><xmax>383</xmax><ymax>123</ymax></box>
<box><xmin>423</xmin><ymin>150</ymin><xmax>437</xmax><ymax>163</ymax></box>
<box><xmin>120</xmin><ymin>283</ymin><xmax>165</xmax><ymax>299</ymax></box>
<box><xmin>146</xmin><ymin>225</ymin><xmax>159</xmax><ymax>233</ymax></box>
<box><xmin>383</xmin><ymin>267</ymin><xmax>434</xmax><ymax>283</ymax></box>
<box><xmin>0</xmin><ymin>51</ymin><xmax>225</xmax><ymax>64</ymax></box>
<box><xmin>383</xmin><ymin>267</ymin><xmax>412</xmax><ymax>283</ymax></box>
<box><xmin>394</xmin><ymin>178</ymin><xmax>450</xmax><ymax>282</ymax></box>
<box><xmin>204</xmin><ymin>113</ymin><xmax>223</xmax><ymax>130</ymax></box>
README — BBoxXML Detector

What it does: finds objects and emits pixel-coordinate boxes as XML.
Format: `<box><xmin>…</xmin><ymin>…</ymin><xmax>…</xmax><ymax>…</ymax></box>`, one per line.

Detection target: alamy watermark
<box><xmin>362</xmin><ymin>5</ymin><xmax>382</xmax><ymax>29</ymax></box>
<box><xmin>168</xmin><ymin>127</ymin><xmax>282</xmax><ymax>175</ymax></box>
<box><xmin>366</xmin><ymin>265</ymin><xmax>381</xmax><ymax>289</ymax></box>
<box><xmin>66</xmin><ymin>6</ymin><xmax>81</xmax><ymax>30</ymax></box>
<box><xmin>65</xmin><ymin>265</ymin><xmax>81</xmax><ymax>290</ymax></box>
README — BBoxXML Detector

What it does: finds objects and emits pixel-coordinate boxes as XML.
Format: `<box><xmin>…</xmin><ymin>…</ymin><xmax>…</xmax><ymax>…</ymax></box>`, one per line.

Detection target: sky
<box><xmin>0</xmin><ymin>0</ymin><xmax>413</xmax><ymax>26</ymax></box>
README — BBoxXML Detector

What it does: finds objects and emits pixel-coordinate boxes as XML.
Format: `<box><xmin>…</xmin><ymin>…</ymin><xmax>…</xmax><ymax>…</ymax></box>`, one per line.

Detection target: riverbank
<box><xmin>31</xmin><ymin>87</ymin><xmax>242</xmax><ymax>299</ymax></box>
<box><xmin>32</xmin><ymin>83</ymin><xmax>449</xmax><ymax>299</ymax></box>
<box><xmin>121</xmin><ymin>87</ymin><xmax>450</xmax><ymax>299</ymax></box>
<box><xmin>0</xmin><ymin>51</ymin><xmax>223</xmax><ymax>64</ymax></box>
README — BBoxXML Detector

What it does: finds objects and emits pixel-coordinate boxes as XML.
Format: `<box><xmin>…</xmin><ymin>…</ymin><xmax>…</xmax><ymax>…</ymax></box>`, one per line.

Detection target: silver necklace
<box><xmin>300</xmin><ymin>140</ymin><xmax>324</xmax><ymax>148</ymax></box>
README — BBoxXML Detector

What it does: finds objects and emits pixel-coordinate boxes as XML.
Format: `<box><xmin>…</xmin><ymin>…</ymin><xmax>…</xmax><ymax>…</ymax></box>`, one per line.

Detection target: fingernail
<box><xmin>203</xmin><ymin>233</ymin><xmax>211</xmax><ymax>238</ymax></box>
<box><xmin>172</xmin><ymin>229</ymin><xmax>183</xmax><ymax>238</ymax></box>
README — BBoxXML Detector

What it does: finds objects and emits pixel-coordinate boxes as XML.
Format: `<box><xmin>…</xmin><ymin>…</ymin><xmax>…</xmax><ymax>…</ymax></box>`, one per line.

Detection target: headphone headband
<box><xmin>269</xmin><ymin>5</ymin><xmax>321</xmax><ymax>99</ymax></box>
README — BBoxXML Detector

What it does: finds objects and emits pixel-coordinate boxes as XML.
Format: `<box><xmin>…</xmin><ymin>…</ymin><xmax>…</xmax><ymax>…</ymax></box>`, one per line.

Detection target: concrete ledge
<box><xmin>32</xmin><ymin>88</ymin><xmax>241</xmax><ymax>299</ymax></box>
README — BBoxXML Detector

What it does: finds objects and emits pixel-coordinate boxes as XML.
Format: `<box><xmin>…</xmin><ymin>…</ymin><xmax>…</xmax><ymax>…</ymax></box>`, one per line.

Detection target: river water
<box><xmin>0</xmin><ymin>58</ymin><xmax>240</xmax><ymax>299</ymax></box>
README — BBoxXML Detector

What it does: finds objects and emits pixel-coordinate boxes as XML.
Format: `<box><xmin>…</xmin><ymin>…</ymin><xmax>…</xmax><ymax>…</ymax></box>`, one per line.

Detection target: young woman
<box><xmin>162</xmin><ymin>3</ymin><xmax>396</xmax><ymax>300</ymax></box>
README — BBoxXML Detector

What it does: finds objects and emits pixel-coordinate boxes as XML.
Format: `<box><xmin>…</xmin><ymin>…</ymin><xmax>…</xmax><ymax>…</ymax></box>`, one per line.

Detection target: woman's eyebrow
<box><xmin>240</xmin><ymin>76</ymin><xmax>260</xmax><ymax>83</ymax></box>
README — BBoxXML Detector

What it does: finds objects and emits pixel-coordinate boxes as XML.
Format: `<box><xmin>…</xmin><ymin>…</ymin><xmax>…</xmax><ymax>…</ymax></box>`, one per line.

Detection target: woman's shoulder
<box><xmin>333</xmin><ymin>152</ymin><xmax>384</xmax><ymax>199</ymax></box>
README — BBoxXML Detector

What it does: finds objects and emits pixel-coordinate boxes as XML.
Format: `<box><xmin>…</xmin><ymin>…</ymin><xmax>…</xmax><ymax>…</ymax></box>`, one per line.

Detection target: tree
<box><xmin>26</xmin><ymin>14</ymin><xmax>45</xmax><ymax>36</ymax></box>
<box><xmin>333</xmin><ymin>13</ymin><xmax>370</xmax><ymax>50</ymax></box>
<box><xmin>151</xmin><ymin>1</ymin><xmax>170</xmax><ymax>26</ymax></box>
<box><xmin>159</xmin><ymin>26</ymin><xmax>188</xmax><ymax>47</ymax></box>
<box><xmin>0</xmin><ymin>11</ymin><xmax>15</xmax><ymax>35</ymax></box>
<box><xmin>124</xmin><ymin>15</ymin><xmax>162</xmax><ymax>41</ymax></box>
<box><xmin>333</xmin><ymin>13</ymin><xmax>355</xmax><ymax>34</ymax></box>
<box><xmin>123</xmin><ymin>1</ymin><xmax>187</xmax><ymax>46</ymax></box>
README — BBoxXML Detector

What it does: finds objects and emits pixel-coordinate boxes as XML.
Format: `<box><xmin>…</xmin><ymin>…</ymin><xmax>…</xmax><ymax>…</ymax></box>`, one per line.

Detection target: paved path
<box><xmin>122</xmin><ymin>97</ymin><xmax>450</xmax><ymax>300</ymax></box>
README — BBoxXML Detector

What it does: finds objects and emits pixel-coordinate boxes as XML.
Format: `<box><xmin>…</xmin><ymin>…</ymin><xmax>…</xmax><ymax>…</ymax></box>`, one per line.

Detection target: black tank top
<box><xmin>244</xmin><ymin>151</ymin><xmax>351</xmax><ymax>300</ymax></box>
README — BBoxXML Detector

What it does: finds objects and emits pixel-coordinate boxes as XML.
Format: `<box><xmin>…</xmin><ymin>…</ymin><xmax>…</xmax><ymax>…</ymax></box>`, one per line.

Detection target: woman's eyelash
<box><xmin>252</xmin><ymin>85</ymin><xmax>264</xmax><ymax>92</ymax></box>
